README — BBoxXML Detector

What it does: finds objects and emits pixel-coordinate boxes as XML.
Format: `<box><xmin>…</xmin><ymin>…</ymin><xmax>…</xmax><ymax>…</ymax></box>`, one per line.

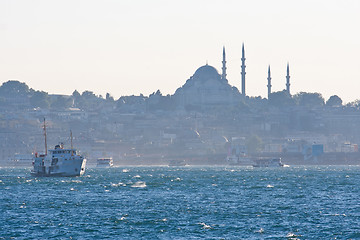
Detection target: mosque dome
<box><xmin>172</xmin><ymin>47</ymin><xmax>244</xmax><ymax>110</ymax></box>
<box><xmin>193</xmin><ymin>64</ymin><xmax>220</xmax><ymax>82</ymax></box>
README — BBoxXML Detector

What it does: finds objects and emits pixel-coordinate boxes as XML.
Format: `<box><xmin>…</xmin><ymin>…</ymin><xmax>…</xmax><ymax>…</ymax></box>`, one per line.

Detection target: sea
<box><xmin>1</xmin><ymin>165</ymin><xmax>360</xmax><ymax>239</ymax></box>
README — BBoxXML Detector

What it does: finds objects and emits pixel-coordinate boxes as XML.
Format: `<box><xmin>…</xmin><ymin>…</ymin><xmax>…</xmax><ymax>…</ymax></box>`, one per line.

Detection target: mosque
<box><xmin>173</xmin><ymin>44</ymin><xmax>291</xmax><ymax>109</ymax></box>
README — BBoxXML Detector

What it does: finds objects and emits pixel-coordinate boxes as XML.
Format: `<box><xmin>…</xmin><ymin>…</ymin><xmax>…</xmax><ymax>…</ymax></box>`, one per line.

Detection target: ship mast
<box><xmin>43</xmin><ymin>118</ymin><xmax>47</xmax><ymax>156</ymax></box>
<box><xmin>70</xmin><ymin>130</ymin><xmax>74</xmax><ymax>156</ymax></box>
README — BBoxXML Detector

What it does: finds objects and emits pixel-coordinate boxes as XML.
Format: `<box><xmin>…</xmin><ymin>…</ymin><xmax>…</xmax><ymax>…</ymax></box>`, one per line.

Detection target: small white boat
<box><xmin>252</xmin><ymin>158</ymin><xmax>285</xmax><ymax>167</ymax></box>
<box><xmin>9</xmin><ymin>153</ymin><xmax>33</xmax><ymax>167</ymax></box>
<box><xmin>168</xmin><ymin>159</ymin><xmax>187</xmax><ymax>166</ymax></box>
<box><xmin>96</xmin><ymin>157</ymin><xmax>113</xmax><ymax>168</ymax></box>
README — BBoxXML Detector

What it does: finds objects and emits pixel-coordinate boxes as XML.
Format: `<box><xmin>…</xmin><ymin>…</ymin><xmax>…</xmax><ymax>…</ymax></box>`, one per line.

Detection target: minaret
<box><xmin>267</xmin><ymin>65</ymin><xmax>272</xmax><ymax>99</ymax></box>
<box><xmin>286</xmin><ymin>62</ymin><xmax>290</xmax><ymax>95</ymax></box>
<box><xmin>221</xmin><ymin>46</ymin><xmax>227</xmax><ymax>81</ymax></box>
<box><xmin>241</xmin><ymin>43</ymin><xmax>246</xmax><ymax>96</ymax></box>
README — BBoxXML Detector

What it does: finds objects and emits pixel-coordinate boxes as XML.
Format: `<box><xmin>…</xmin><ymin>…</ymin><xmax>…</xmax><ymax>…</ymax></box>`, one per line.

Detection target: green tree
<box><xmin>72</xmin><ymin>90</ymin><xmax>81</xmax><ymax>98</ymax></box>
<box><xmin>75</xmin><ymin>90</ymin><xmax>102</xmax><ymax>110</ymax></box>
<box><xmin>50</xmin><ymin>95</ymin><xmax>73</xmax><ymax>109</ymax></box>
<box><xmin>106</xmin><ymin>93</ymin><xmax>114</xmax><ymax>102</ymax></box>
<box><xmin>82</xmin><ymin>90</ymin><xmax>97</xmax><ymax>99</ymax></box>
<box><xmin>0</xmin><ymin>80</ymin><xmax>30</xmax><ymax>97</ymax></box>
<box><xmin>268</xmin><ymin>90</ymin><xmax>295</xmax><ymax>107</ymax></box>
<box><xmin>346</xmin><ymin>99</ymin><xmax>360</xmax><ymax>108</ymax></box>
<box><xmin>293</xmin><ymin>92</ymin><xmax>325</xmax><ymax>107</ymax></box>
<box><xmin>72</xmin><ymin>90</ymin><xmax>81</xmax><ymax>107</ymax></box>
<box><xmin>29</xmin><ymin>91</ymin><xmax>50</xmax><ymax>109</ymax></box>
<box><xmin>326</xmin><ymin>95</ymin><xmax>343</xmax><ymax>107</ymax></box>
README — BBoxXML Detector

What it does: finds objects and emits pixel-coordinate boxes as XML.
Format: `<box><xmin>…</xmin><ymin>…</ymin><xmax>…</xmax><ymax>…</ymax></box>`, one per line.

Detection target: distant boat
<box><xmin>226</xmin><ymin>153</ymin><xmax>253</xmax><ymax>166</ymax></box>
<box><xmin>252</xmin><ymin>158</ymin><xmax>285</xmax><ymax>168</ymax></box>
<box><xmin>9</xmin><ymin>153</ymin><xmax>33</xmax><ymax>167</ymax></box>
<box><xmin>168</xmin><ymin>159</ymin><xmax>187</xmax><ymax>167</ymax></box>
<box><xmin>31</xmin><ymin>119</ymin><xmax>87</xmax><ymax>177</ymax></box>
<box><xmin>96</xmin><ymin>157</ymin><xmax>113</xmax><ymax>168</ymax></box>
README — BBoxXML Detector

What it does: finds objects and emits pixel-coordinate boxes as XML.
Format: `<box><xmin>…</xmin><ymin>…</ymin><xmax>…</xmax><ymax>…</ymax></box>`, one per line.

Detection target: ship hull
<box><xmin>32</xmin><ymin>157</ymin><xmax>86</xmax><ymax>177</ymax></box>
<box><xmin>30</xmin><ymin>172</ymin><xmax>83</xmax><ymax>177</ymax></box>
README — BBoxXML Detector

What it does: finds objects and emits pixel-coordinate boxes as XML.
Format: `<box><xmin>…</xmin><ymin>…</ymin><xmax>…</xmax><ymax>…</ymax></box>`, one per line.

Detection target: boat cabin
<box><xmin>47</xmin><ymin>144</ymin><xmax>77</xmax><ymax>156</ymax></box>
<box><xmin>50</xmin><ymin>149</ymin><xmax>77</xmax><ymax>156</ymax></box>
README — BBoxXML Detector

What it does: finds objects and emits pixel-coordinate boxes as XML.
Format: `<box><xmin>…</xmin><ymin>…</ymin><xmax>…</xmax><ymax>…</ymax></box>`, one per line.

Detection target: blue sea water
<box><xmin>1</xmin><ymin>165</ymin><xmax>360</xmax><ymax>239</ymax></box>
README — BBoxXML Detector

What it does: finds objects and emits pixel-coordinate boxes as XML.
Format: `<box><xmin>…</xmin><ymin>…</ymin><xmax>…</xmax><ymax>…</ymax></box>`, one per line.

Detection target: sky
<box><xmin>0</xmin><ymin>0</ymin><xmax>359</xmax><ymax>103</ymax></box>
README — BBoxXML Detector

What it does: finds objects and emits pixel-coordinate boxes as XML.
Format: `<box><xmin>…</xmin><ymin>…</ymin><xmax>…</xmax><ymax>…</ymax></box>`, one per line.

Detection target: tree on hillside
<box><xmin>326</xmin><ymin>95</ymin><xmax>343</xmax><ymax>107</ymax></box>
<box><xmin>72</xmin><ymin>90</ymin><xmax>81</xmax><ymax>98</ymax></box>
<box><xmin>293</xmin><ymin>92</ymin><xmax>325</xmax><ymax>107</ymax></box>
<box><xmin>106</xmin><ymin>93</ymin><xmax>114</xmax><ymax>102</ymax></box>
<box><xmin>82</xmin><ymin>91</ymin><xmax>97</xmax><ymax>99</ymax></box>
<box><xmin>29</xmin><ymin>91</ymin><xmax>50</xmax><ymax>109</ymax></box>
<box><xmin>72</xmin><ymin>90</ymin><xmax>81</xmax><ymax>108</ymax></box>
<box><xmin>247</xmin><ymin>96</ymin><xmax>268</xmax><ymax>112</ymax></box>
<box><xmin>0</xmin><ymin>80</ymin><xmax>30</xmax><ymax>97</ymax></box>
<box><xmin>74</xmin><ymin>90</ymin><xmax>103</xmax><ymax>110</ymax></box>
<box><xmin>268</xmin><ymin>90</ymin><xmax>295</xmax><ymax>107</ymax></box>
<box><xmin>346</xmin><ymin>100</ymin><xmax>360</xmax><ymax>109</ymax></box>
<box><xmin>147</xmin><ymin>90</ymin><xmax>176</xmax><ymax>112</ymax></box>
<box><xmin>51</xmin><ymin>95</ymin><xmax>73</xmax><ymax>110</ymax></box>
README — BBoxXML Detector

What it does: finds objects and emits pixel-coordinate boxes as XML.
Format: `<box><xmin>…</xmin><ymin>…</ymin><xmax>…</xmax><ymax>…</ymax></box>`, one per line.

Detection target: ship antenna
<box><xmin>43</xmin><ymin>118</ymin><xmax>47</xmax><ymax>156</ymax></box>
<box><xmin>70</xmin><ymin>130</ymin><xmax>74</xmax><ymax>156</ymax></box>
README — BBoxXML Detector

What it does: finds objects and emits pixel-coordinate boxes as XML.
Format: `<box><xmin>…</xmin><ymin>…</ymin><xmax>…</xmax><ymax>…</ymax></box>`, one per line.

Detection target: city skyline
<box><xmin>1</xmin><ymin>0</ymin><xmax>359</xmax><ymax>102</ymax></box>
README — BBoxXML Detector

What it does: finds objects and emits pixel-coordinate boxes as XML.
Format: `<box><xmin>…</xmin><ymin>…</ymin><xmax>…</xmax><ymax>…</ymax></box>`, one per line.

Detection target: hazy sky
<box><xmin>1</xmin><ymin>0</ymin><xmax>359</xmax><ymax>102</ymax></box>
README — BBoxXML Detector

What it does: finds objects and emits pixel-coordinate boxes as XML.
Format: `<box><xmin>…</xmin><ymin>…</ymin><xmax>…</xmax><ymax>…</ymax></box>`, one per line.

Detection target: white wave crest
<box><xmin>199</xmin><ymin>222</ymin><xmax>212</xmax><ymax>229</ymax></box>
<box><xmin>131</xmin><ymin>181</ymin><xmax>147</xmax><ymax>188</ymax></box>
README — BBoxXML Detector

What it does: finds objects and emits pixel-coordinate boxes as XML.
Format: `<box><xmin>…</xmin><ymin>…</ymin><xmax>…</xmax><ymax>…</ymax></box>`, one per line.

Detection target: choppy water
<box><xmin>1</xmin><ymin>165</ymin><xmax>360</xmax><ymax>239</ymax></box>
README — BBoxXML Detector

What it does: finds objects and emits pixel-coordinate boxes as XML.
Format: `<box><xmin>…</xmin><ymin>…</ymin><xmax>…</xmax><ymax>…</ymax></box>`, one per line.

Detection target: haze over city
<box><xmin>1</xmin><ymin>0</ymin><xmax>359</xmax><ymax>102</ymax></box>
<box><xmin>3</xmin><ymin>2</ymin><xmax>360</xmax><ymax>238</ymax></box>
